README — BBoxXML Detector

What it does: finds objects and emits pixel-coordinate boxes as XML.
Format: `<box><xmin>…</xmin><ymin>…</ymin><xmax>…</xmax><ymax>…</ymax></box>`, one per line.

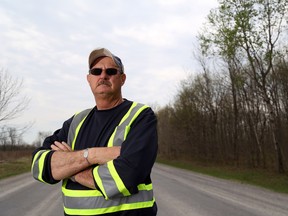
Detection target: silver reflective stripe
<box><xmin>32</xmin><ymin>150</ymin><xmax>48</xmax><ymax>181</ymax></box>
<box><xmin>97</xmin><ymin>164</ymin><xmax>119</xmax><ymax>198</ymax></box>
<box><xmin>113</xmin><ymin>103</ymin><xmax>146</xmax><ymax>146</ymax></box>
<box><xmin>113</xmin><ymin>125</ymin><xmax>126</xmax><ymax>146</ymax></box>
<box><xmin>63</xmin><ymin>189</ymin><xmax>154</xmax><ymax>210</ymax></box>
<box><xmin>67</xmin><ymin>108</ymin><xmax>92</xmax><ymax>147</ymax></box>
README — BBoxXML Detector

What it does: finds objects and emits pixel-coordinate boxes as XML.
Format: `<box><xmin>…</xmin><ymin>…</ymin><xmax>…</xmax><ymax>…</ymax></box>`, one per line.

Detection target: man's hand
<box><xmin>73</xmin><ymin>167</ymin><xmax>96</xmax><ymax>189</ymax></box>
<box><xmin>51</xmin><ymin>141</ymin><xmax>72</xmax><ymax>152</ymax></box>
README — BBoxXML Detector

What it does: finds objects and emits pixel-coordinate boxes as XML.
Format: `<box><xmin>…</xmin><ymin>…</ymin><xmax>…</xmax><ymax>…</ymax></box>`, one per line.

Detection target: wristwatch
<box><xmin>83</xmin><ymin>148</ymin><xmax>91</xmax><ymax>164</ymax></box>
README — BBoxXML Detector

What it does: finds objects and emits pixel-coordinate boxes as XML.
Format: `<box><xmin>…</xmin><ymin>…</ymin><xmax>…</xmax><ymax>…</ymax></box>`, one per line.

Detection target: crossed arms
<box><xmin>50</xmin><ymin>141</ymin><xmax>120</xmax><ymax>189</ymax></box>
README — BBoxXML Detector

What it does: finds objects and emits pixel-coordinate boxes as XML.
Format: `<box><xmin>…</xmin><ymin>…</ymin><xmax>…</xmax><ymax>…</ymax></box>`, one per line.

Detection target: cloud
<box><xmin>156</xmin><ymin>0</ymin><xmax>190</xmax><ymax>6</ymax></box>
<box><xmin>111</xmin><ymin>0</ymin><xmax>217</xmax><ymax>48</ymax></box>
<box><xmin>122</xmin><ymin>64</ymin><xmax>189</xmax><ymax>108</ymax></box>
<box><xmin>113</xmin><ymin>16</ymin><xmax>195</xmax><ymax>47</ymax></box>
<box><xmin>0</xmin><ymin>0</ymin><xmax>218</xmax><ymax>143</ymax></box>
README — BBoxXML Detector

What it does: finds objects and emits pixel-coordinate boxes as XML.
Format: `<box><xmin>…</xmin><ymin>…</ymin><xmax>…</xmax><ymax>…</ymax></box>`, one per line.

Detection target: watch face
<box><xmin>84</xmin><ymin>149</ymin><xmax>88</xmax><ymax>158</ymax></box>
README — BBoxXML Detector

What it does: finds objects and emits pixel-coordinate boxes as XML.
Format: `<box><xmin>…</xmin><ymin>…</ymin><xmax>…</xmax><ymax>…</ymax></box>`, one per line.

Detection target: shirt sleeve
<box><xmin>31</xmin><ymin>117</ymin><xmax>73</xmax><ymax>184</ymax></box>
<box><xmin>116</xmin><ymin>108</ymin><xmax>158</xmax><ymax>191</ymax></box>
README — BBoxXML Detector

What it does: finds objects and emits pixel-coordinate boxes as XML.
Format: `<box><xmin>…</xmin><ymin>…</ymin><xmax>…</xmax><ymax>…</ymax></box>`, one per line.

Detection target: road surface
<box><xmin>1</xmin><ymin>163</ymin><xmax>288</xmax><ymax>216</ymax></box>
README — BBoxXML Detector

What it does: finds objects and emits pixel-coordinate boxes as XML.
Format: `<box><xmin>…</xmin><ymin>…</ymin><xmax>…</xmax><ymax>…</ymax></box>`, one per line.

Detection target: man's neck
<box><xmin>95</xmin><ymin>96</ymin><xmax>124</xmax><ymax>110</ymax></box>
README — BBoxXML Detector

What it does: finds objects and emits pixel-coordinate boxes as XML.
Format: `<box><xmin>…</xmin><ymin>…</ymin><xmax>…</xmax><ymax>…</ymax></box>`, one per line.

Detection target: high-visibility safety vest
<box><xmin>62</xmin><ymin>102</ymin><xmax>155</xmax><ymax>215</ymax></box>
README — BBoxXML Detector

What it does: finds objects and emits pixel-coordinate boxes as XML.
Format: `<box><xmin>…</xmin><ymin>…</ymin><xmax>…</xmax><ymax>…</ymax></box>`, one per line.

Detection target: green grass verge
<box><xmin>157</xmin><ymin>158</ymin><xmax>288</xmax><ymax>194</ymax></box>
<box><xmin>0</xmin><ymin>156</ymin><xmax>31</xmax><ymax>180</ymax></box>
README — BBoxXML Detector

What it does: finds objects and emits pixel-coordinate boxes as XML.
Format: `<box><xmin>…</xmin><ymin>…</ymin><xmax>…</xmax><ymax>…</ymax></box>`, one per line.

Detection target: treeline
<box><xmin>0</xmin><ymin>144</ymin><xmax>35</xmax><ymax>163</ymax></box>
<box><xmin>157</xmin><ymin>62</ymin><xmax>288</xmax><ymax>172</ymax></box>
<box><xmin>0</xmin><ymin>126</ymin><xmax>30</xmax><ymax>149</ymax></box>
<box><xmin>0</xmin><ymin>144</ymin><xmax>35</xmax><ymax>151</ymax></box>
<box><xmin>0</xmin><ymin>68</ymin><xmax>31</xmax><ymax>149</ymax></box>
<box><xmin>157</xmin><ymin>0</ymin><xmax>288</xmax><ymax>173</ymax></box>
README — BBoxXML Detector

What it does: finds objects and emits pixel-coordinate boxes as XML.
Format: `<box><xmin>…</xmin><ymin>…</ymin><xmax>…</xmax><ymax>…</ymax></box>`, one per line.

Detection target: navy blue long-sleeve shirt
<box><xmin>32</xmin><ymin>99</ymin><xmax>158</xmax><ymax>216</ymax></box>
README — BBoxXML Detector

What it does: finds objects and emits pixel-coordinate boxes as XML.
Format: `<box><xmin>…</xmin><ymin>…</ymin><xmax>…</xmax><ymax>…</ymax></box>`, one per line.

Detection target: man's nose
<box><xmin>99</xmin><ymin>69</ymin><xmax>109</xmax><ymax>78</ymax></box>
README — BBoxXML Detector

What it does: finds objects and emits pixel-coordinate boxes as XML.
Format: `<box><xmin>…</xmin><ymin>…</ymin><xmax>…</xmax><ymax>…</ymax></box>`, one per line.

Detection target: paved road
<box><xmin>153</xmin><ymin>164</ymin><xmax>288</xmax><ymax>216</ymax></box>
<box><xmin>0</xmin><ymin>173</ymin><xmax>62</xmax><ymax>216</ymax></box>
<box><xmin>1</xmin><ymin>163</ymin><xmax>288</xmax><ymax>216</ymax></box>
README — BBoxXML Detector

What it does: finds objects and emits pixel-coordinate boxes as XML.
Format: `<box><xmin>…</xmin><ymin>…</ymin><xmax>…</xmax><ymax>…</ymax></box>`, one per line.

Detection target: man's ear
<box><xmin>87</xmin><ymin>74</ymin><xmax>91</xmax><ymax>84</ymax></box>
<box><xmin>121</xmin><ymin>73</ymin><xmax>126</xmax><ymax>86</ymax></box>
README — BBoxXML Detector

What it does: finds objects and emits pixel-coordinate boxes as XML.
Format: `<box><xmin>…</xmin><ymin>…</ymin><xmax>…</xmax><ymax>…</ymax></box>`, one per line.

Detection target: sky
<box><xmin>0</xmin><ymin>0</ymin><xmax>218</xmax><ymax>143</ymax></box>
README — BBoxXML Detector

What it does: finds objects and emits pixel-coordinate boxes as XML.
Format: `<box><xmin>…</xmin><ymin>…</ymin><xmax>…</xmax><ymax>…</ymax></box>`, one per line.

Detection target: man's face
<box><xmin>87</xmin><ymin>56</ymin><xmax>126</xmax><ymax>99</ymax></box>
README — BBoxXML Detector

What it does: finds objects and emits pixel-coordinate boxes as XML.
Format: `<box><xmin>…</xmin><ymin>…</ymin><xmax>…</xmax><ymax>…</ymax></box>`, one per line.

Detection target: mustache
<box><xmin>97</xmin><ymin>80</ymin><xmax>111</xmax><ymax>87</ymax></box>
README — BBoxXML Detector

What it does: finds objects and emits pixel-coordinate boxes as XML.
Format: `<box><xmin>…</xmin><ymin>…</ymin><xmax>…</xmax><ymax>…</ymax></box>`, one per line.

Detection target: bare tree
<box><xmin>0</xmin><ymin>68</ymin><xmax>31</xmax><ymax>146</ymax></box>
<box><xmin>32</xmin><ymin>131</ymin><xmax>52</xmax><ymax>147</ymax></box>
<box><xmin>0</xmin><ymin>68</ymin><xmax>30</xmax><ymax>123</ymax></box>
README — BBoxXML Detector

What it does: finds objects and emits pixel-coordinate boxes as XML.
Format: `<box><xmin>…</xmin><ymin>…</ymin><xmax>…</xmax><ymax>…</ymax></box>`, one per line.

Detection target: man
<box><xmin>31</xmin><ymin>48</ymin><xmax>158</xmax><ymax>216</ymax></box>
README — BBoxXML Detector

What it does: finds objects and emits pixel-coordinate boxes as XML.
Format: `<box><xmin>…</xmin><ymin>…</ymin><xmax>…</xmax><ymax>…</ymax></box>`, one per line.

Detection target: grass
<box><xmin>0</xmin><ymin>150</ymin><xmax>32</xmax><ymax>180</ymax></box>
<box><xmin>157</xmin><ymin>158</ymin><xmax>288</xmax><ymax>194</ymax></box>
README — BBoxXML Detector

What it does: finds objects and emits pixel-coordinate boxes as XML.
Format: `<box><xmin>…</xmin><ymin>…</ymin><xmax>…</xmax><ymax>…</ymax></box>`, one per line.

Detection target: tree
<box><xmin>156</xmin><ymin>0</ymin><xmax>288</xmax><ymax>173</ymax></box>
<box><xmin>198</xmin><ymin>0</ymin><xmax>288</xmax><ymax>172</ymax></box>
<box><xmin>32</xmin><ymin>131</ymin><xmax>51</xmax><ymax>147</ymax></box>
<box><xmin>0</xmin><ymin>68</ymin><xmax>30</xmax><ymax>122</ymax></box>
<box><xmin>0</xmin><ymin>68</ymin><xmax>30</xmax><ymax>145</ymax></box>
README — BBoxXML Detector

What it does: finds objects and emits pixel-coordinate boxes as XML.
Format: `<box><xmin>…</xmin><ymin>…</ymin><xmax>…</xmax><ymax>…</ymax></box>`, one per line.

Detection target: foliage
<box><xmin>157</xmin><ymin>0</ymin><xmax>288</xmax><ymax>173</ymax></box>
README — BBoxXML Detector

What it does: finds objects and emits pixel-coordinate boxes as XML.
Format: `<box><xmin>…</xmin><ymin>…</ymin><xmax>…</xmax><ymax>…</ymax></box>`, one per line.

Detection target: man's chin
<box><xmin>96</xmin><ymin>91</ymin><xmax>112</xmax><ymax>96</ymax></box>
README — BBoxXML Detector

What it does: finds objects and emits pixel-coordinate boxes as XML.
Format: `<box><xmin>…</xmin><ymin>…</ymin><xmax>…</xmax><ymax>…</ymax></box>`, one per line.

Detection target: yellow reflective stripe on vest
<box><xmin>108</xmin><ymin>102</ymin><xmax>149</xmax><ymax>147</ymax></box>
<box><xmin>63</xmin><ymin>196</ymin><xmax>155</xmax><ymax>216</ymax></box>
<box><xmin>123</xmin><ymin>104</ymin><xmax>149</xmax><ymax>140</ymax></box>
<box><xmin>63</xmin><ymin>187</ymin><xmax>155</xmax><ymax>215</ymax></box>
<box><xmin>62</xmin><ymin>179</ymin><xmax>103</xmax><ymax>197</ymax></box>
<box><xmin>107</xmin><ymin>160</ymin><xmax>131</xmax><ymax>196</ymax></box>
<box><xmin>68</xmin><ymin>108</ymin><xmax>92</xmax><ymax>150</ymax></box>
<box><xmin>31</xmin><ymin>150</ymin><xmax>51</xmax><ymax>183</ymax></box>
<box><xmin>93</xmin><ymin>161</ymin><xmax>131</xmax><ymax>200</ymax></box>
<box><xmin>106</xmin><ymin>102</ymin><xmax>137</xmax><ymax>148</ymax></box>
<box><xmin>98</xmin><ymin>102</ymin><xmax>148</xmax><ymax>198</ymax></box>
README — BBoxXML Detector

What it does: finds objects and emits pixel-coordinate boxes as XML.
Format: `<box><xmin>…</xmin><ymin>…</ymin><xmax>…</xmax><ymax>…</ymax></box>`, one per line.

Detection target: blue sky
<box><xmin>0</xmin><ymin>0</ymin><xmax>218</xmax><ymax>143</ymax></box>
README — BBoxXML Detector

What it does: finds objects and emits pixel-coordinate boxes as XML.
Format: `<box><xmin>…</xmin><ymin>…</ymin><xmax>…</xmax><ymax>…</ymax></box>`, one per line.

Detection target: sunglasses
<box><xmin>89</xmin><ymin>68</ymin><xmax>119</xmax><ymax>76</ymax></box>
